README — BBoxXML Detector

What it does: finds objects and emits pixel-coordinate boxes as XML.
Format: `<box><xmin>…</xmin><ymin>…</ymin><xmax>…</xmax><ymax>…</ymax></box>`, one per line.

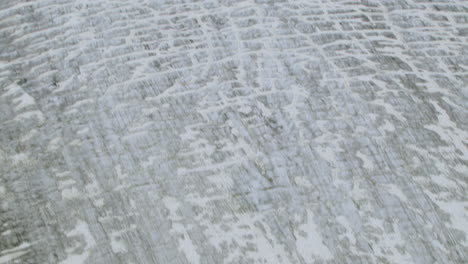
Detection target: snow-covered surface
<box><xmin>1</xmin><ymin>0</ymin><xmax>468</xmax><ymax>263</ymax></box>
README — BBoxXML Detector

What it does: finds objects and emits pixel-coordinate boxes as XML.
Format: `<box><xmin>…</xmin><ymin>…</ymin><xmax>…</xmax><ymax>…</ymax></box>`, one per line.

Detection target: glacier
<box><xmin>1</xmin><ymin>0</ymin><xmax>468</xmax><ymax>263</ymax></box>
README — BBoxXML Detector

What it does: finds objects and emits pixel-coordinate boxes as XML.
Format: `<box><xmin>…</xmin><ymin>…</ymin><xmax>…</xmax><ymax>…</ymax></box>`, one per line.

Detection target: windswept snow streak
<box><xmin>1</xmin><ymin>0</ymin><xmax>467</xmax><ymax>263</ymax></box>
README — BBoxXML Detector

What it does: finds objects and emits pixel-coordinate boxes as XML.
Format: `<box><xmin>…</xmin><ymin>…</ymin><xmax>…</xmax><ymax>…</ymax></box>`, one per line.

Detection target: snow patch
<box><xmin>295</xmin><ymin>210</ymin><xmax>333</xmax><ymax>260</ymax></box>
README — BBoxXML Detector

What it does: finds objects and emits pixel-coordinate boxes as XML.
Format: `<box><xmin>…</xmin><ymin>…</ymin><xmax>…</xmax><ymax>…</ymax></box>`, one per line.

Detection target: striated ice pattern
<box><xmin>1</xmin><ymin>0</ymin><xmax>468</xmax><ymax>263</ymax></box>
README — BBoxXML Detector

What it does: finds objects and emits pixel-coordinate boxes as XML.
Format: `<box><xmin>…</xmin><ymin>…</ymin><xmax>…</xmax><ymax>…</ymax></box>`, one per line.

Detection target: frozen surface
<box><xmin>1</xmin><ymin>0</ymin><xmax>468</xmax><ymax>263</ymax></box>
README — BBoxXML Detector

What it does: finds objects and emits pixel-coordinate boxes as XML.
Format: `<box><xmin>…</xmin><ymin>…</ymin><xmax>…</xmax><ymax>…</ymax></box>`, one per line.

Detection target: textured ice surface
<box><xmin>1</xmin><ymin>0</ymin><xmax>468</xmax><ymax>263</ymax></box>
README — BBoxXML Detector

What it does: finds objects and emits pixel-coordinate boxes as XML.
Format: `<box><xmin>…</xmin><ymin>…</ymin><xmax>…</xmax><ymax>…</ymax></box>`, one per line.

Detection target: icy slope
<box><xmin>1</xmin><ymin>0</ymin><xmax>467</xmax><ymax>263</ymax></box>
